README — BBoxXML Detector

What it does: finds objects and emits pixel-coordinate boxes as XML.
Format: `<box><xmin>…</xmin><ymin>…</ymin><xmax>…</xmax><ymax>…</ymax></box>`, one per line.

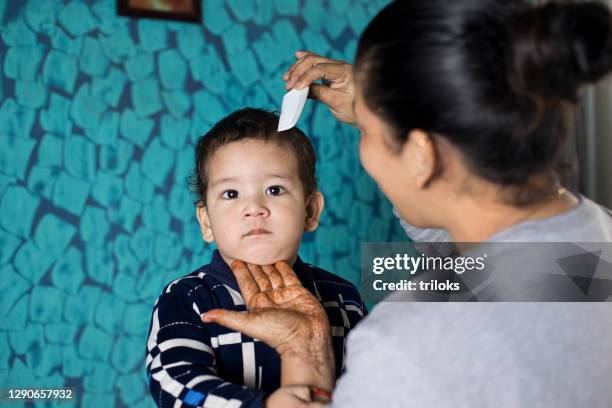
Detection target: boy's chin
<box><xmin>237</xmin><ymin>254</ymin><xmax>288</xmax><ymax>266</ymax></box>
<box><xmin>227</xmin><ymin>247</ymin><xmax>294</xmax><ymax>266</ymax></box>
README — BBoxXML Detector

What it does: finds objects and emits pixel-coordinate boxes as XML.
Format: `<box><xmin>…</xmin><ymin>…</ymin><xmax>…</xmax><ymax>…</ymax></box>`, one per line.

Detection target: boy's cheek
<box><xmin>273</xmin><ymin>206</ymin><xmax>308</xmax><ymax>226</ymax></box>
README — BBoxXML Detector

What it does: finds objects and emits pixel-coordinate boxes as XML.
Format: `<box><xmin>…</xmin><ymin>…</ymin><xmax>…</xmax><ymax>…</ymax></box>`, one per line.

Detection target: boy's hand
<box><xmin>201</xmin><ymin>260</ymin><xmax>335</xmax><ymax>389</ymax></box>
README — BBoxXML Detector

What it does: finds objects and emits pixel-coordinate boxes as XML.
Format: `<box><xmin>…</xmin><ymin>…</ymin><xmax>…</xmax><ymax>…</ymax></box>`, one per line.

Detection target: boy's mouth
<box><xmin>244</xmin><ymin>228</ymin><xmax>272</xmax><ymax>237</ymax></box>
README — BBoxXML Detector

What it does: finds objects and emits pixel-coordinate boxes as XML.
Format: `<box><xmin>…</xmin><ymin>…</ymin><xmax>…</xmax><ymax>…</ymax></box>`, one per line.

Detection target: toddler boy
<box><xmin>146</xmin><ymin>108</ymin><xmax>366</xmax><ymax>407</ymax></box>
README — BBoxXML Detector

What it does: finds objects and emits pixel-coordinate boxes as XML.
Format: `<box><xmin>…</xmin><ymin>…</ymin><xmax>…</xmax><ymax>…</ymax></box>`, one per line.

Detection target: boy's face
<box><xmin>197</xmin><ymin>139</ymin><xmax>323</xmax><ymax>266</ymax></box>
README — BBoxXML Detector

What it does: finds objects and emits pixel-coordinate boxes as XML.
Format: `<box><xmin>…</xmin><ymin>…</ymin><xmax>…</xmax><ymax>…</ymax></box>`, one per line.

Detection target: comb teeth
<box><xmin>278</xmin><ymin>87</ymin><xmax>309</xmax><ymax>131</ymax></box>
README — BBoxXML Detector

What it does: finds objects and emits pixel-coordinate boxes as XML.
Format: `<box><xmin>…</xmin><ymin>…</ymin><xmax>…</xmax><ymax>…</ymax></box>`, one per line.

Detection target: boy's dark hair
<box><xmin>190</xmin><ymin>108</ymin><xmax>318</xmax><ymax>206</ymax></box>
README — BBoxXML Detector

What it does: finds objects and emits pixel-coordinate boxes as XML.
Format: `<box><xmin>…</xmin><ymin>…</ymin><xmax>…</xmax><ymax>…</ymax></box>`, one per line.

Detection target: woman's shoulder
<box><xmin>490</xmin><ymin>195</ymin><xmax>612</xmax><ymax>242</ymax></box>
<box><xmin>576</xmin><ymin>195</ymin><xmax>612</xmax><ymax>240</ymax></box>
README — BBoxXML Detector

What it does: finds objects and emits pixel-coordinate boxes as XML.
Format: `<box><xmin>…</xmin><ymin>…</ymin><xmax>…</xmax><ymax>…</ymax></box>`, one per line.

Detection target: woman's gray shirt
<box><xmin>330</xmin><ymin>196</ymin><xmax>612</xmax><ymax>407</ymax></box>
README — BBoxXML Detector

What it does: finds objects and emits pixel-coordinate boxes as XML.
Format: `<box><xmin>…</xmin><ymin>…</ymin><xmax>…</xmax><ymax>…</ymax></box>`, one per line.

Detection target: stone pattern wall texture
<box><xmin>0</xmin><ymin>0</ymin><xmax>405</xmax><ymax>406</ymax></box>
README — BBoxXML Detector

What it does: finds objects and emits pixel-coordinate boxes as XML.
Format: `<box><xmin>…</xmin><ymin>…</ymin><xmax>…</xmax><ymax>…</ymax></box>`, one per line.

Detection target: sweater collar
<box><xmin>207</xmin><ymin>250</ymin><xmax>317</xmax><ymax>295</ymax></box>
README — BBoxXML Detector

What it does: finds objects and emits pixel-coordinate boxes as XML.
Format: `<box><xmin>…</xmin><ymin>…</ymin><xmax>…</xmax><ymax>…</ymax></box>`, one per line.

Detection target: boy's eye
<box><xmin>266</xmin><ymin>185</ymin><xmax>285</xmax><ymax>196</ymax></box>
<box><xmin>221</xmin><ymin>190</ymin><xmax>239</xmax><ymax>199</ymax></box>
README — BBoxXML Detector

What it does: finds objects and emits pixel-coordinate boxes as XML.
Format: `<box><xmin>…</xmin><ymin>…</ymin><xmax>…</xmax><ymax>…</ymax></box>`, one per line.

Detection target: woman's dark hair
<box><xmin>355</xmin><ymin>0</ymin><xmax>612</xmax><ymax>204</ymax></box>
<box><xmin>190</xmin><ymin>108</ymin><xmax>318</xmax><ymax>206</ymax></box>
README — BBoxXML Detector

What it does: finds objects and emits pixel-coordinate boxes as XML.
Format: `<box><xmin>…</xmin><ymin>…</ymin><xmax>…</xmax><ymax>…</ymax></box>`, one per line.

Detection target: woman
<box><xmin>203</xmin><ymin>0</ymin><xmax>612</xmax><ymax>406</ymax></box>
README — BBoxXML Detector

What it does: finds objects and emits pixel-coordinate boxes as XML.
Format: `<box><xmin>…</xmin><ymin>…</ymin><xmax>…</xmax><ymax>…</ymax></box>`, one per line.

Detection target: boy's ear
<box><xmin>304</xmin><ymin>192</ymin><xmax>325</xmax><ymax>232</ymax></box>
<box><xmin>196</xmin><ymin>205</ymin><xmax>215</xmax><ymax>243</ymax></box>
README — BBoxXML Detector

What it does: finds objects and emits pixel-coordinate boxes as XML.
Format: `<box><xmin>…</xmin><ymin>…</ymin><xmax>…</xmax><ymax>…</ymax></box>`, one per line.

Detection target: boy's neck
<box><xmin>218</xmin><ymin>251</ymin><xmax>299</xmax><ymax>269</ymax></box>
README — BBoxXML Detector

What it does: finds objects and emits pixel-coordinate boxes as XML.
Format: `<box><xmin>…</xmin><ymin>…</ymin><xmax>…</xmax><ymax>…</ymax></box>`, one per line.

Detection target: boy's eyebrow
<box><xmin>265</xmin><ymin>173</ymin><xmax>291</xmax><ymax>180</ymax></box>
<box><xmin>209</xmin><ymin>174</ymin><xmax>293</xmax><ymax>188</ymax></box>
<box><xmin>210</xmin><ymin>177</ymin><xmax>237</xmax><ymax>188</ymax></box>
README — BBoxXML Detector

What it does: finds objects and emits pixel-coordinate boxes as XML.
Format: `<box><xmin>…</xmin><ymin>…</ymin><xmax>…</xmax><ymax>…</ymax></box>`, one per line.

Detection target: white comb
<box><xmin>277</xmin><ymin>87</ymin><xmax>309</xmax><ymax>131</ymax></box>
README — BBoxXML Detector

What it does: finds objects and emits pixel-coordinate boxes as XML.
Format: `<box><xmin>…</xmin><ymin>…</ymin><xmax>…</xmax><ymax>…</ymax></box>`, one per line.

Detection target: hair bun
<box><xmin>566</xmin><ymin>2</ymin><xmax>612</xmax><ymax>81</ymax></box>
<box><xmin>511</xmin><ymin>2</ymin><xmax>612</xmax><ymax>101</ymax></box>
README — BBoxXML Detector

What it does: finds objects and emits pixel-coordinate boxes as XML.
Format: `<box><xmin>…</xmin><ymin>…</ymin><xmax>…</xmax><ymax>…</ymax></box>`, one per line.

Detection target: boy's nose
<box><xmin>243</xmin><ymin>202</ymin><xmax>270</xmax><ymax>218</ymax></box>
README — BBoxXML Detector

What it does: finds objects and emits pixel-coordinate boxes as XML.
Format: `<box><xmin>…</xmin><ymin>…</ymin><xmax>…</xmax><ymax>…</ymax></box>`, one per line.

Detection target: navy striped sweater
<box><xmin>146</xmin><ymin>250</ymin><xmax>367</xmax><ymax>407</ymax></box>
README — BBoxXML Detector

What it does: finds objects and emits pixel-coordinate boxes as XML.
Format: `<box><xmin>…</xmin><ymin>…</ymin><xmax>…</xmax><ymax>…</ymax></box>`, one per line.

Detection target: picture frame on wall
<box><xmin>117</xmin><ymin>0</ymin><xmax>202</xmax><ymax>23</ymax></box>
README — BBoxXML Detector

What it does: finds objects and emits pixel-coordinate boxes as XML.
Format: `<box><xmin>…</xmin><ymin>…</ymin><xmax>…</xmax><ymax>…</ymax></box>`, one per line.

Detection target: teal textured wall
<box><xmin>0</xmin><ymin>0</ymin><xmax>405</xmax><ymax>406</ymax></box>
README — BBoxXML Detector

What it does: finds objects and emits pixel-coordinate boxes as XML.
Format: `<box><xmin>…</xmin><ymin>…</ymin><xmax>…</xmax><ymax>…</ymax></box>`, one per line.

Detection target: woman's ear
<box><xmin>304</xmin><ymin>192</ymin><xmax>325</xmax><ymax>232</ymax></box>
<box><xmin>196</xmin><ymin>205</ymin><xmax>215</xmax><ymax>243</ymax></box>
<box><xmin>403</xmin><ymin>129</ymin><xmax>437</xmax><ymax>189</ymax></box>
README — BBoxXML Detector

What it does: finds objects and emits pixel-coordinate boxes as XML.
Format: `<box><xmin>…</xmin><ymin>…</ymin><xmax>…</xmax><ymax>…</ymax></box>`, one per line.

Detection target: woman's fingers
<box><xmin>285</xmin><ymin>53</ymin><xmax>343</xmax><ymax>90</ymax></box>
<box><xmin>282</xmin><ymin>50</ymin><xmax>357</xmax><ymax>124</ymax></box>
<box><xmin>293</xmin><ymin>62</ymin><xmax>349</xmax><ymax>90</ymax></box>
<box><xmin>230</xmin><ymin>260</ymin><xmax>261</xmax><ymax>301</ymax></box>
<box><xmin>230</xmin><ymin>260</ymin><xmax>300</xmax><ymax>296</ymax></box>
<box><xmin>248</xmin><ymin>263</ymin><xmax>273</xmax><ymax>292</ymax></box>
<box><xmin>283</xmin><ymin>51</ymin><xmax>316</xmax><ymax>80</ymax></box>
<box><xmin>275</xmin><ymin>261</ymin><xmax>302</xmax><ymax>287</ymax></box>
<box><xmin>283</xmin><ymin>51</ymin><xmax>321</xmax><ymax>82</ymax></box>
<box><xmin>294</xmin><ymin>50</ymin><xmax>313</xmax><ymax>59</ymax></box>
<box><xmin>286</xmin><ymin>58</ymin><xmax>340</xmax><ymax>90</ymax></box>
<box><xmin>266</xmin><ymin>385</ymin><xmax>326</xmax><ymax>407</ymax></box>
<box><xmin>201</xmin><ymin>309</ymin><xmax>261</xmax><ymax>339</ymax></box>
<box><xmin>262</xmin><ymin>264</ymin><xmax>284</xmax><ymax>289</ymax></box>
<box><xmin>308</xmin><ymin>83</ymin><xmax>337</xmax><ymax>106</ymax></box>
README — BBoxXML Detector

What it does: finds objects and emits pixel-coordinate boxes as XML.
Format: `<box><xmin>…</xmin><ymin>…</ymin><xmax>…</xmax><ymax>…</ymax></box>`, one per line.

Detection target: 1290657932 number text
<box><xmin>2</xmin><ymin>388</ymin><xmax>74</xmax><ymax>400</ymax></box>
